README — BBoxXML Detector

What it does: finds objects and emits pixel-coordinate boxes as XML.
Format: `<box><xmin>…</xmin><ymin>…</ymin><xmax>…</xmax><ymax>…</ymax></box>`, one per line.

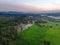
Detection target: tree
<box><xmin>0</xmin><ymin>23</ymin><xmax>18</xmax><ymax>45</ymax></box>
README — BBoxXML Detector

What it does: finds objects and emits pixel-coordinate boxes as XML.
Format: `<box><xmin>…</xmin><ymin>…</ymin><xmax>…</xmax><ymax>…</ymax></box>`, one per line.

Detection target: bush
<box><xmin>50</xmin><ymin>26</ymin><xmax>52</xmax><ymax>28</ymax></box>
<box><xmin>56</xmin><ymin>24</ymin><xmax>58</xmax><ymax>26</ymax></box>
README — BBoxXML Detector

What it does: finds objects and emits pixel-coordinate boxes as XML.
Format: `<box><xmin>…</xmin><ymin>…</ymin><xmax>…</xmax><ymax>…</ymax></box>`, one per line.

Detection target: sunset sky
<box><xmin>0</xmin><ymin>0</ymin><xmax>60</xmax><ymax>12</ymax></box>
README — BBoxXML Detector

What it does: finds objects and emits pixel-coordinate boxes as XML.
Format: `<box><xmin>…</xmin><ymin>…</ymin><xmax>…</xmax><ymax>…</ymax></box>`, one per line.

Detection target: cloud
<box><xmin>0</xmin><ymin>4</ymin><xmax>18</xmax><ymax>11</ymax></box>
<box><xmin>0</xmin><ymin>3</ymin><xmax>60</xmax><ymax>12</ymax></box>
<box><xmin>0</xmin><ymin>4</ymin><xmax>44</xmax><ymax>12</ymax></box>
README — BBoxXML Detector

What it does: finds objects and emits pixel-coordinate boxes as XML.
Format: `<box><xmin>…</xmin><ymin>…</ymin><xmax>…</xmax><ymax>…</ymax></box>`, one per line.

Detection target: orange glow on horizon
<box><xmin>18</xmin><ymin>4</ymin><xmax>60</xmax><ymax>12</ymax></box>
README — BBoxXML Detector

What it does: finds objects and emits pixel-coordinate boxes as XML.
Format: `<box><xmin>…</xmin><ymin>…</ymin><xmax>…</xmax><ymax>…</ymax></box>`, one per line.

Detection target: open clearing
<box><xmin>14</xmin><ymin>21</ymin><xmax>60</xmax><ymax>45</ymax></box>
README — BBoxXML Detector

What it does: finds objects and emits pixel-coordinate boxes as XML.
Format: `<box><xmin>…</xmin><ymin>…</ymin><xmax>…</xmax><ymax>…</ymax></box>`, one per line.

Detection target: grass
<box><xmin>14</xmin><ymin>21</ymin><xmax>60</xmax><ymax>45</ymax></box>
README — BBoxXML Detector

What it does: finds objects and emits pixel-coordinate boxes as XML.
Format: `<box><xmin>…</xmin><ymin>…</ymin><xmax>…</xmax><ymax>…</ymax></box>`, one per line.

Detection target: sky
<box><xmin>0</xmin><ymin>0</ymin><xmax>60</xmax><ymax>12</ymax></box>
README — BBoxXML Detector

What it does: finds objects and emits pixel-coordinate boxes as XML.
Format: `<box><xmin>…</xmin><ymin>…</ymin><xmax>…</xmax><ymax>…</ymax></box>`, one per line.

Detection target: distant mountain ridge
<box><xmin>0</xmin><ymin>11</ymin><xmax>60</xmax><ymax>16</ymax></box>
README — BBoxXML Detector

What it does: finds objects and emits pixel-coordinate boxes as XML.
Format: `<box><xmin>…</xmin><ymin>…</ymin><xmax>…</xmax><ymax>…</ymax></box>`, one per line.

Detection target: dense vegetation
<box><xmin>0</xmin><ymin>15</ymin><xmax>27</xmax><ymax>45</ymax></box>
<box><xmin>0</xmin><ymin>22</ymin><xmax>18</xmax><ymax>45</ymax></box>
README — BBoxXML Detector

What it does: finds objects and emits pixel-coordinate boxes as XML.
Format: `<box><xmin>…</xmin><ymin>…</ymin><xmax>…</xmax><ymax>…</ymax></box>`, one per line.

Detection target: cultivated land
<box><xmin>14</xmin><ymin>21</ymin><xmax>60</xmax><ymax>45</ymax></box>
<box><xmin>0</xmin><ymin>15</ymin><xmax>60</xmax><ymax>45</ymax></box>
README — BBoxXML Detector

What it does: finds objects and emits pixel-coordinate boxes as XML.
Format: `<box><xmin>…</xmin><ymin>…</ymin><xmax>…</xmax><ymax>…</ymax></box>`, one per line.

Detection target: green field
<box><xmin>14</xmin><ymin>21</ymin><xmax>60</xmax><ymax>45</ymax></box>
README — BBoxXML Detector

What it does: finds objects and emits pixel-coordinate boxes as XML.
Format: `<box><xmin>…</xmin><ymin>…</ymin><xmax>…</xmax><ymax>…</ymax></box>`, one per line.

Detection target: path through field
<box><xmin>17</xmin><ymin>24</ymin><xmax>32</xmax><ymax>32</ymax></box>
<box><xmin>23</xmin><ymin>24</ymin><xmax>32</xmax><ymax>30</ymax></box>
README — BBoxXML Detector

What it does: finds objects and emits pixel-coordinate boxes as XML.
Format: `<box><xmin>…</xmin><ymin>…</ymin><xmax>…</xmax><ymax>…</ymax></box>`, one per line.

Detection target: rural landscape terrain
<box><xmin>0</xmin><ymin>12</ymin><xmax>60</xmax><ymax>45</ymax></box>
